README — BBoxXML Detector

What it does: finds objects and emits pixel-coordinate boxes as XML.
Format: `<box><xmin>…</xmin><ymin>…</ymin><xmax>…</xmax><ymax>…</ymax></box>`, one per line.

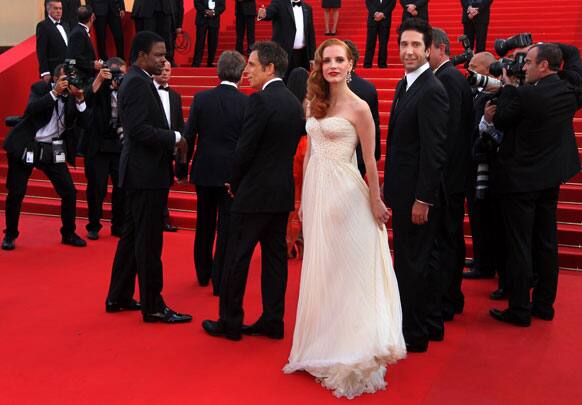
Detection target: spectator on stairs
<box><xmin>322</xmin><ymin>0</ymin><xmax>340</xmax><ymax>36</ymax></box>
<box><xmin>192</xmin><ymin>0</ymin><xmax>226</xmax><ymax>67</ymax></box>
<box><xmin>235</xmin><ymin>0</ymin><xmax>256</xmax><ymax>56</ymax></box>
<box><xmin>461</xmin><ymin>0</ymin><xmax>493</xmax><ymax>53</ymax></box>
<box><xmin>363</xmin><ymin>0</ymin><xmax>396</xmax><ymax>69</ymax></box>
<box><xmin>37</xmin><ymin>0</ymin><xmax>70</xmax><ymax>83</ymax></box>
<box><xmin>401</xmin><ymin>0</ymin><xmax>429</xmax><ymax>23</ymax></box>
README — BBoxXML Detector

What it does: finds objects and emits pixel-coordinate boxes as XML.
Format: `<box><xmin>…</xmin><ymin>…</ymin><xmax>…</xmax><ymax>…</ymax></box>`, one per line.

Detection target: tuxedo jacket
<box><xmin>236</xmin><ymin>0</ymin><xmax>257</xmax><ymax>16</ymax></box>
<box><xmin>87</xmin><ymin>0</ymin><xmax>126</xmax><ymax>16</ymax></box>
<box><xmin>132</xmin><ymin>0</ymin><xmax>172</xmax><ymax>18</ymax></box>
<box><xmin>435</xmin><ymin>61</ymin><xmax>474</xmax><ymax>194</ymax></box>
<box><xmin>171</xmin><ymin>0</ymin><xmax>185</xmax><ymax>29</ymax></box>
<box><xmin>264</xmin><ymin>0</ymin><xmax>316</xmax><ymax>61</ymax></box>
<box><xmin>384</xmin><ymin>68</ymin><xmax>449</xmax><ymax>209</ymax></box>
<box><xmin>348</xmin><ymin>72</ymin><xmax>381</xmax><ymax>173</ymax></box>
<box><xmin>117</xmin><ymin>66</ymin><xmax>177</xmax><ymax>189</ymax></box>
<box><xmin>66</xmin><ymin>24</ymin><xmax>97</xmax><ymax>79</ymax></box>
<box><xmin>230</xmin><ymin>80</ymin><xmax>303</xmax><ymax>213</ymax></box>
<box><xmin>461</xmin><ymin>0</ymin><xmax>492</xmax><ymax>23</ymax></box>
<box><xmin>400</xmin><ymin>0</ymin><xmax>429</xmax><ymax>21</ymax></box>
<box><xmin>366</xmin><ymin>0</ymin><xmax>396</xmax><ymax>26</ymax></box>
<box><xmin>195</xmin><ymin>0</ymin><xmax>226</xmax><ymax>28</ymax></box>
<box><xmin>3</xmin><ymin>81</ymin><xmax>89</xmax><ymax>166</ymax></box>
<box><xmin>492</xmin><ymin>74</ymin><xmax>581</xmax><ymax>193</ymax></box>
<box><xmin>36</xmin><ymin>18</ymin><xmax>69</xmax><ymax>77</ymax></box>
<box><xmin>183</xmin><ymin>84</ymin><xmax>248</xmax><ymax>186</ymax></box>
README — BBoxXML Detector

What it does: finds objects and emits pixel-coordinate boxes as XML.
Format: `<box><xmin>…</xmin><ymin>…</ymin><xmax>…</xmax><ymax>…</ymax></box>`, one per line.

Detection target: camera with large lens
<box><xmin>451</xmin><ymin>34</ymin><xmax>474</xmax><ymax>68</ymax></box>
<box><xmin>467</xmin><ymin>70</ymin><xmax>503</xmax><ymax>92</ymax></box>
<box><xmin>102</xmin><ymin>61</ymin><xmax>125</xmax><ymax>87</ymax></box>
<box><xmin>494</xmin><ymin>33</ymin><xmax>533</xmax><ymax>57</ymax></box>
<box><xmin>489</xmin><ymin>53</ymin><xmax>527</xmax><ymax>80</ymax></box>
<box><xmin>63</xmin><ymin>59</ymin><xmax>84</xmax><ymax>89</ymax></box>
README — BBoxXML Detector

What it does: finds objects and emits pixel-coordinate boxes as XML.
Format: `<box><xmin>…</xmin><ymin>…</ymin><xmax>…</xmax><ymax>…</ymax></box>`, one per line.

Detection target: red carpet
<box><xmin>1</xmin><ymin>214</ymin><xmax>581</xmax><ymax>404</ymax></box>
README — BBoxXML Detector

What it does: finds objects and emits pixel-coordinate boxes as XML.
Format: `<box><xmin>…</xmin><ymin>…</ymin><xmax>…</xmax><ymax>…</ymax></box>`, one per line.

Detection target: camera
<box><xmin>5</xmin><ymin>116</ymin><xmax>22</xmax><ymax>128</ymax></box>
<box><xmin>494</xmin><ymin>33</ymin><xmax>533</xmax><ymax>57</ymax></box>
<box><xmin>489</xmin><ymin>53</ymin><xmax>527</xmax><ymax>80</ymax></box>
<box><xmin>102</xmin><ymin>61</ymin><xmax>125</xmax><ymax>87</ymax></box>
<box><xmin>473</xmin><ymin>126</ymin><xmax>504</xmax><ymax>200</ymax></box>
<box><xmin>451</xmin><ymin>34</ymin><xmax>474</xmax><ymax>68</ymax></box>
<box><xmin>62</xmin><ymin>59</ymin><xmax>84</xmax><ymax>89</ymax></box>
<box><xmin>467</xmin><ymin>70</ymin><xmax>503</xmax><ymax>92</ymax></box>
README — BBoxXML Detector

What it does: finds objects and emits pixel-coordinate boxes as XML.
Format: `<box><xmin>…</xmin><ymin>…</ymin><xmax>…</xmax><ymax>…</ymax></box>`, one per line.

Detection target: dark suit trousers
<box><xmin>84</xmin><ymin>152</ymin><xmax>124</xmax><ymax>233</ymax></box>
<box><xmin>498</xmin><ymin>187</ymin><xmax>560</xmax><ymax>320</ymax></box>
<box><xmin>285</xmin><ymin>48</ymin><xmax>309</xmax><ymax>82</ymax></box>
<box><xmin>193</xmin><ymin>25</ymin><xmax>219</xmax><ymax>66</ymax></box>
<box><xmin>463</xmin><ymin>15</ymin><xmax>490</xmax><ymax>53</ymax></box>
<box><xmin>134</xmin><ymin>13</ymin><xmax>172</xmax><ymax>60</ymax></box>
<box><xmin>107</xmin><ymin>189</ymin><xmax>167</xmax><ymax>314</ymax></box>
<box><xmin>219</xmin><ymin>212</ymin><xmax>288</xmax><ymax>334</ymax></box>
<box><xmin>364</xmin><ymin>22</ymin><xmax>389</xmax><ymax>67</ymax></box>
<box><xmin>95</xmin><ymin>12</ymin><xmax>125</xmax><ymax>59</ymax></box>
<box><xmin>439</xmin><ymin>193</ymin><xmax>467</xmax><ymax>318</ymax></box>
<box><xmin>4</xmin><ymin>153</ymin><xmax>77</xmax><ymax>239</ymax></box>
<box><xmin>194</xmin><ymin>185</ymin><xmax>232</xmax><ymax>291</ymax></box>
<box><xmin>235</xmin><ymin>14</ymin><xmax>255</xmax><ymax>55</ymax></box>
<box><xmin>392</xmin><ymin>206</ymin><xmax>440</xmax><ymax>347</ymax></box>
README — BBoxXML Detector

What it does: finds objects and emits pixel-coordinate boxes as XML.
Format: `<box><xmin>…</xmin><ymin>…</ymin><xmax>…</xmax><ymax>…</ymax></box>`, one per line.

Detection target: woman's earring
<box><xmin>346</xmin><ymin>70</ymin><xmax>352</xmax><ymax>83</ymax></box>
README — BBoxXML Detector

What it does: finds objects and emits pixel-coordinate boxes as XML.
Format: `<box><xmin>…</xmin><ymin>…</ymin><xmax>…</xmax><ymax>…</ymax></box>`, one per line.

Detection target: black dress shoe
<box><xmin>163</xmin><ymin>223</ymin><xmax>178</xmax><ymax>232</ymax></box>
<box><xmin>363</xmin><ymin>64</ymin><xmax>372</xmax><ymax>68</ymax></box>
<box><xmin>105</xmin><ymin>299</ymin><xmax>141</xmax><ymax>313</ymax></box>
<box><xmin>206</xmin><ymin>63</ymin><xmax>216</xmax><ymax>68</ymax></box>
<box><xmin>87</xmin><ymin>230</ymin><xmax>99</xmax><ymax>240</ymax></box>
<box><xmin>2</xmin><ymin>236</ymin><xmax>15</xmax><ymax>251</ymax></box>
<box><xmin>463</xmin><ymin>268</ymin><xmax>495</xmax><ymax>279</ymax></box>
<box><xmin>143</xmin><ymin>307</ymin><xmax>192</xmax><ymax>323</ymax></box>
<box><xmin>531</xmin><ymin>306</ymin><xmax>554</xmax><ymax>320</ymax></box>
<box><xmin>428</xmin><ymin>331</ymin><xmax>444</xmax><ymax>342</ymax></box>
<box><xmin>489</xmin><ymin>288</ymin><xmax>508</xmax><ymax>300</ymax></box>
<box><xmin>405</xmin><ymin>342</ymin><xmax>428</xmax><ymax>353</ymax></box>
<box><xmin>378</xmin><ymin>64</ymin><xmax>388</xmax><ymax>68</ymax></box>
<box><xmin>62</xmin><ymin>233</ymin><xmax>87</xmax><ymax>247</ymax></box>
<box><xmin>202</xmin><ymin>320</ymin><xmax>242</xmax><ymax>341</ymax></box>
<box><xmin>489</xmin><ymin>308</ymin><xmax>531</xmax><ymax>327</ymax></box>
<box><xmin>191</xmin><ymin>63</ymin><xmax>201</xmax><ymax>67</ymax></box>
<box><xmin>241</xmin><ymin>322</ymin><xmax>284</xmax><ymax>339</ymax></box>
<box><xmin>464</xmin><ymin>258</ymin><xmax>474</xmax><ymax>268</ymax></box>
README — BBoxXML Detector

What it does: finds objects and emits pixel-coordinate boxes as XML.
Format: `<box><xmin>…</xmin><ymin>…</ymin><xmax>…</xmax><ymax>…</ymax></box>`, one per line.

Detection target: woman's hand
<box><xmin>372</xmin><ymin>198</ymin><xmax>390</xmax><ymax>226</ymax></box>
<box><xmin>298</xmin><ymin>205</ymin><xmax>303</xmax><ymax>222</ymax></box>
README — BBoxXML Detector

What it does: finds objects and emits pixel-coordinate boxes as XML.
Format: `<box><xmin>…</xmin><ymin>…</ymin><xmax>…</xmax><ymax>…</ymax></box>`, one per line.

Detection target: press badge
<box><xmin>25</xmin><ymin>151</ymin><xmax>34</xmax><ymax>164</ymax></box>
<box><xmin>52</xmin><ymin>139</ymin><xmax>66</xmax><ymax>163</ymax></box>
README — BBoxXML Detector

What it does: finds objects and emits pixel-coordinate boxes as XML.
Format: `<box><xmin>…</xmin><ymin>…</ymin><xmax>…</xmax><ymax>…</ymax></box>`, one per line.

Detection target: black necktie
<box><xmin>292</xmin><ymin>1</ymin><xmax>302</xmax><ymax>7</ymax></box>
<box><xmin>393</xmin><ymin>77</ymin><xmax>408</xmax><ymax>111</ymax></box>
<box><xmin>158</xmin><ymin>86</ymin><xmax>169</xmax><ymax>91</ymax></box>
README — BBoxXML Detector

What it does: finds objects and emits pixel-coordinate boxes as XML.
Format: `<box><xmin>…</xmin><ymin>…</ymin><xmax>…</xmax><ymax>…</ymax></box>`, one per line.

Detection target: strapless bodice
<box><xmin>306</xmin><ymin>116</ymin><xmax>358</xmax><ymax>163</ymax></box>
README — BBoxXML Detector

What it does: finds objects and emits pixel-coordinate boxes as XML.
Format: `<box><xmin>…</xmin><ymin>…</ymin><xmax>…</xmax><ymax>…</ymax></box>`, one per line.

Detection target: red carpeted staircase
<box><xmin>1</xmin><ymin>0</ymin><xmax>581</xmax><ymax>268</ymax></box>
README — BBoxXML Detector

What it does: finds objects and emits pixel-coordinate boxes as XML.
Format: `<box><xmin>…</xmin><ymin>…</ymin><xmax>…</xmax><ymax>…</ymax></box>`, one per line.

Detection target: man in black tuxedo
<box><xmin>132</xmin><ymin>0</ymin><xmax>173</xmax><ymax>62</ymax></box>
<box><xmin>236</xmin><ymin>0</ymin><xmax>257</xmax><ymax>56</ymax></box>
<box><xmin>153</xmin><ymin>60</ymin><xmax>183</xmax><ymax>232</ymax></box>
<box><xmin>461</xmin><ymin>0</ymin><xmax>492</xmax><ymax>53</ymax></box>
<box><xmin>82</xmin><ymin>57</ymin><xmax>127</xmax><ymax>241</ymax></box>
<box><xmin>202</xmin><ymin>41</ymin><xmax>303</xmax><ymax>340</ymax></box>
<box><xmin>383</xmin><ymin>18</ymin><xmax>448</xmax><ymax>352</ymax></box>
<box><xmin>2</xmin><ymin>65</ymin><xmax>89</xmax><ymax>250</ymax></box>
<box><xmin>401</xmin><ymin>0</ymin><xmax>429</xmax><ymax>22</ymax></box>
<box><xmin>86</xmin><ymin>0</ymin><xmax>125</xmax><ymax>60</ymax></box>
<box><xmin>170</xmin><ymin>0</ymin><xmax>185</xmax><ymax>64</ymax></box>
<box><xmin>363</xmin><ymin>0</ymin><xmax>395</xmax><ymax>69</ymax></box>
<box><xmin>489</xmin><ymin>43</ymin><xmax>581</xmax><ymax>326</ymax></box>
<box><xmin>344</xmin><ymin>40</ymin><xmax>381</xmax><ymax>177</ymax></box>
<box><xmin>257</xmin><ymin>0</ymin><xmax>316</xmax><ymax>79</ymax></box>
<box><xmin>105</xmin><ymin>31</ymin><xmax>191</xmax><ymax>323</ymax></box>
<box><xmin>45</xmin><ymin>0</ymin><xmax>81</xmax><ymax>28</ymax></box>
<box><xmin>192</xmin><ymin>0</ymin><xmax>226</xmax><ymax>67</ymax></box>
<box><xmin>183</xmin><ymin>51</ymin><xmax>248</xmax><ymax>294</ymax></box>
<box><xmin>37</xmin><ymin>1</ymin><xmax>70</xmax><ymax>82</ymax></box>
<box><xmin>428</xmin><ymin>28</ymin><xmax>474</xmax><ymax>329</ymax></box>
<box><xmin>66</xmin><ymin>6</ymin><xmax>103</xmax><ymax>80</ymax></box>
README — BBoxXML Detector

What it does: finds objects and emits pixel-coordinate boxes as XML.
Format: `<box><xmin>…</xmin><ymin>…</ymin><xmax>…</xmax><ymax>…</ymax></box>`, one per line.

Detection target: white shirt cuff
<box><xmin>415</xmin><ymin>199</ymin><xmax>433</xmax><ymax>207</ymax></box>
<box><xmin>76</xmin><ymin>101</ymin><xmax>87</xmax><ymax>112</ymax></box>
<box><xmin>41</xmin><ymin>72</ymin><xmax>50</xmax><ymax>78</ymax></box>
<box><xmin>174</xmin><ymin>131</ymin><xmax>181</xmax><ymax>143</ymax></box>
<box><xmin>479</xmin><ymin>115</ymin><xmax>494</xmax><ymax>133</ymax></box>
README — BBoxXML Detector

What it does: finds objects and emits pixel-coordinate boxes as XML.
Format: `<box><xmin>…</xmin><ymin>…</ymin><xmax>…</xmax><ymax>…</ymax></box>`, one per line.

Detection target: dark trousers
<box><xmin>134</xmin><ymin>13</ymin><xmax>172</xmax><ymax>60</ymax></box>
<box><xmin>498</xmin><ymin>186</ymin><xmax>560</xmax><ymax>320</ymax></box>
<box><xmin>219</xmin><ymin>212</ymin><xmax>288</xmax><ymax>334</ymax></box>
<box><xmin>463</xmin><ymin>16</ymin><xmax>490</xmax><ymax>53</ymax></box>
<box><xmin>162</xmin><ymin>189</ymin><xmax>171</xmax><ymax>225</ymax></box>
<box><xmin>4</xmin><ymin>152</ymin><xmax>76</xmax><ymax>239</ymax></box>
<box><xmin>194</xmin><ymin>185</ymin><xmax>232</xmax><ymax>292</ymax></box>
<box><xmin>439</xmin><ymin>193</ymin><xmax>467</xmax><ymax>318</ymax></box>
<box><xmin>392</xmin><ymin>206</ymin><xmax>440</xmax><ymax>347</ymax></box>
<box><xmin>94</xmin><ymin>12</ymin><xmax>124</xmax><ymax>60</ymax></box>
<box><xmin>84</xmin><ymin>152</ymin><xmax>124</xmax><ymax>233</ymax></box>
<box><xmin>107</xmin><ymin>189</ymin><xmax>167</xmax><ymax>314</ymax></box>
<box><xmin>235</xmin><ymin>14</ymin><xmax>255</xmax><ymax>55</ymax></box>
<box><xmin>285</xmin><ymin>48</ymin><xmax>309</xmax><ymax>81</ymax></box>
<box><xmin>364</xmin><ymin>22</ymin><xmax>389</xmax><ymax>67</ymax></box>
<box><xmin>193</xmin><ymin>25</ymin><xmax>219</xmax><ymax>66</ymax></box>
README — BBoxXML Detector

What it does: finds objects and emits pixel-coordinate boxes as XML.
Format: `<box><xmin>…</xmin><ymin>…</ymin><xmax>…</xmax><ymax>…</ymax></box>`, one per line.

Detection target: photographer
<box><xmin>489</xmin><ymin>43</ymin><xmax>581</xmax><ymax>326</ymax></box>
<box><xmin>82</xmin><ymin>57</ymin><xmax>127</xmax><ymax>240</ymax></box>
<box><xmin>2</xmin><ymin>64</ymin><xmax>90</xmax><ymax>250</ymax></box>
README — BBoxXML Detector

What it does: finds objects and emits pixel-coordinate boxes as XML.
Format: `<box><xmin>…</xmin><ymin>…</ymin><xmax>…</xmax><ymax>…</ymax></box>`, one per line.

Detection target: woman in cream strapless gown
<box><xmin>283</xmin><ymin>39</ymin><xmax>406</xmax><ymax>399</ymax></box>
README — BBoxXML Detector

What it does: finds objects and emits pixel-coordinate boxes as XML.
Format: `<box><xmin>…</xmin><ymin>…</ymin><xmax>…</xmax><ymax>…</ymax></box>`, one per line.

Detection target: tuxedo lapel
<box><xmin>48</xmin><ymin>20</ymin><xmax>68</xmax><ymax>47</ymax></box>
<box><xmin>286</xmin><ymin>1</ymin><xmax>296</xmax><ymax>29</ymax></box>
<box><xmin>301</xmin><ymin>4</ymin><xmax>309</xmax><ymax>37</ymax></box>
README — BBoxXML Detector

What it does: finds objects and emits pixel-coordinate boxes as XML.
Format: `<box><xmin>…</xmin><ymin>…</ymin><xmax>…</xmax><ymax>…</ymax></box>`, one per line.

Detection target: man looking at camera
<box><xmin>2</xmin><ymin>65</ymin><xmax>90</xmax><ymax>250</ymax></box>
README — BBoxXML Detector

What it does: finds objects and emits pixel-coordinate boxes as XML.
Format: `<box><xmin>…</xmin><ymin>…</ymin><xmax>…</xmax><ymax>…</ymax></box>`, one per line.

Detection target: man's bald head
<box><xmin>468</xmin><ymin>52</ymin><xmax>497</xmax><ymax>75</ymax></box>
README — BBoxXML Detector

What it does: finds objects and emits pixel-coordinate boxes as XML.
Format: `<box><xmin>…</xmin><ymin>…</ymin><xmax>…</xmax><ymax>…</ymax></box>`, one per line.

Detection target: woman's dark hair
<box><xmin>287</xmin><ymin>67</ymin><xmax>309</xmax><ymax>103</ymax></box>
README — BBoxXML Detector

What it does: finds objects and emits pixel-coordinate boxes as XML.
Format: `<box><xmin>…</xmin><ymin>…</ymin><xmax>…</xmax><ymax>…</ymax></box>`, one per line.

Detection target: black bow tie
<box><xmin>55</xmin><ymin>21</ymin><xmax>62</xmax><ymax>25</ymax></box>
<box><xmin>158</xmin><ymin>86</ymin><xmax>169</xmax><ymax>91</ymax></box>
<box><xmin>292</xmin><ymin>1</ymin><xmax>302</xmax><ymax>7</ymax></box>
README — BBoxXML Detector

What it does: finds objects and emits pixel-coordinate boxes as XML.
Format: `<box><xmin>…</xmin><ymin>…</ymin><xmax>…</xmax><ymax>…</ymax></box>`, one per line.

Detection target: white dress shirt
<box><xmin>154</xmin><ymin>80</ymin><xmax>182</xmax><ymax>143</ymax></box>
<box><xmin>433</xmin><ymin>60</ymin><xmax>449</xmax><ymax>74</ymax></box>
<box><xmin>35</xmin><ymin>90</ymin><xmax>86</xmax><ymax>142</ymax></box>
<box><xmin>49</xmin><ymin>15</ymin><xmax>68</xmax><ymax>46</ymax></box>
<box><xmin>262</xmin><ymin>78</ymin><xmax>283</xmax><ymax>90</ymax></box>
<box><xmin>79</xmin><ymin>22</ymin><xmax>90</xmax><ymax>38</ymax></box>
<box><xmin>220</xmin><ymin>80</ymin><xmax>238</xmax><ymax>88</ymax></box>
<box><xmin>405</xmin><ymin>62</ymin><xmax>430</xmax><ymax>91</ymax></box>
<box><xmin>291</xmin><ymin>1</ymin><xmax>305</xmax><ymax>50</ymax></box>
